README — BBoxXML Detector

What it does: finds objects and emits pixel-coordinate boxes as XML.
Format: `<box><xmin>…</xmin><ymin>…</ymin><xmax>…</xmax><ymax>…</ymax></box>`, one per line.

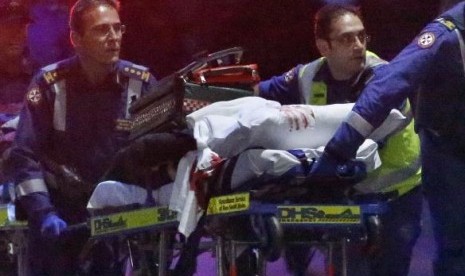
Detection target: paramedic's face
<box><xmin>74</xmin><ymin>5</ymin><xmax>123</xmax><ymax>65</ymax></box>
<box><xmin>323</xmin><ymin>13</ymin><xmax>367</xmax><ymax>79</ymax></box>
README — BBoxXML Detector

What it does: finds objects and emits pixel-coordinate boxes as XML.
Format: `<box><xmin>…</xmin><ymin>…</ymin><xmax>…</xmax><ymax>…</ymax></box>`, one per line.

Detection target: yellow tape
<box><xmin>278</xmin><ymin>205</ymin><xmax>361</xmax><ymax>224</ymax></box>
<box><xmin>207</xmin><ymin>193</ymin><xmax>250</xmax><ymax>215</ymax></box>
<box><xmin>90</xmin><ymin>206</ymin><xmax>177</xmax><ymax>236</ymax></box>
<box><xmin>0</xmin><ymin>206</ymin><xmax>7</xmax><ymax>227</ymax></box>
<box><xmin>0</xmin><ymin>205</ymin><xmax>28</xmax><ymax>228</ymax></box>
<box><xmin>309</xmin><ymin>82</ymin><xmax>327</xmax><ymax>105</ymax></box>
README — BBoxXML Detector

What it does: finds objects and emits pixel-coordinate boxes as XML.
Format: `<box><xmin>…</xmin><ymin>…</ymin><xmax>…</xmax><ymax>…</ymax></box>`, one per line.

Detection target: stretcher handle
<box><xmin>195</xmin><ymin>64</ymin><xmax>257</xmax><ymax>78</ymax></box>
<box><xmin>67</xmin><ymin>222</ymin><xmax>88</xmax><ymax>231</ymax></box>
<box><xmin>177</xmin><ymin>47</ymin><xmax>245</xmax><ymax>78</ymax></box>
<box><xmin>60</xmin><ymin>221</ymin><xmax>89</xmax><ymax>237</ymax></box>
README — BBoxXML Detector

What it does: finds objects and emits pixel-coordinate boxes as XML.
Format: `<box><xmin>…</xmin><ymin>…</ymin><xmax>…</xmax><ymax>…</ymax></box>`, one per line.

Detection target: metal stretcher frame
<box><xmin>205</xmin><ymin>192</ymin><xmax>388</xmax><ymax>276</ymax></box>
<box><xmin>1</xmin><ymin>168</ymin><xmax>386</xmax><ymax>275</ymax></box>
<box><xmin>87</xmin><ymin>205</ymin><xmax>179</xmax><ymax>276</ymax></box>
<box><xmin>277</xmin><ymin>203</ymin><xmax>387</xmax><ymax>276</ymax></box>
<box><xmin>0</xmin><ymin>204</ymin><xmax>179</xmax><ymax>276</ymax></box>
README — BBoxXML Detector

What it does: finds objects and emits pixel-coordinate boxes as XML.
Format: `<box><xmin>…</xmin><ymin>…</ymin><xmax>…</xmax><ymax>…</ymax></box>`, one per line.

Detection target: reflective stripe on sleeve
<box><xmin>52</xmin><ymin>79</ymin><xmax>67</xmax><ymax>131</ymax></box>
<box><xmin>454</xmin><ymin>28</ymin><xmax>465</xmax><ymax>77</ymax></box>
<box><xmin>346</xmin><ymin>111</ymin><xmax>374</xmax><ymax>138</ymax></box>
<box><xmin>16</xmin><ymin>179</ymin><xmax>49</xmax><ymax>197</ymax></box>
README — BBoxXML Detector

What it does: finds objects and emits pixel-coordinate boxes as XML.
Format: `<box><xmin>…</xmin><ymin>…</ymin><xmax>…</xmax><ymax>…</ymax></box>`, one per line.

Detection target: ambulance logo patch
<box><xmin>27</xmin><ymin>88</ymin><xmax>42</xmax><ymax>104</ymax></box>
<box><xmin>284</xmin><ymin>69</ymin><xmax>295</xmax><ymax>83</ymax></box>
<box><xmin>417</xmin><ymin>32</ymin><xmax>435</xmax><ymax>48</ymax></box>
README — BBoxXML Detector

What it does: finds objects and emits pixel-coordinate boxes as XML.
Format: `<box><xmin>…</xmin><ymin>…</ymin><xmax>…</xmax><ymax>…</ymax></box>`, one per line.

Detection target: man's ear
<box><xmin>70</xmin><ymin>31</ymin><xmax>81</xmax><ymax>48</ymax></box>
<box><xmin>316</xmin><ymin>38</ymin><xmax>330</xmax><ymax>56</ymax></box>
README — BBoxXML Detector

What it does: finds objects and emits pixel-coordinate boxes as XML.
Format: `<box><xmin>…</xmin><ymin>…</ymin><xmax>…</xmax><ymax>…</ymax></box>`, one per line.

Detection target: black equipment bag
<box><xmin>129</xmin><ymin>74</ymin><xmax>185</xmax><ymax>141</ymax></box>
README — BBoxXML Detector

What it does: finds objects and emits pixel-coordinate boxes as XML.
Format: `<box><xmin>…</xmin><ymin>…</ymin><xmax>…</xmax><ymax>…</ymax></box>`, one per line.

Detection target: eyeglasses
<box><xmin>90</xmin><ymin>23</ymin><xmax>126</xmax><ymax>38</ymax></box>
<box><xmin>329</xmin><ymin>31</ymin><xmax>370</xmax><ymax>46</ymax></box>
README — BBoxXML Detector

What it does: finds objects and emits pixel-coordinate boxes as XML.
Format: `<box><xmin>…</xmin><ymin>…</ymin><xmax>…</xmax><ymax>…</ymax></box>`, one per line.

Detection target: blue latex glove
<box><xmin>19</xmin><ymin>192</ymin><xmax>68</xmax><ymax>238</ymax></box>
<box><xmin>310</xmin><ymin>151</ymin><xmax>367</xmax><ymax>183</ymax></box>
<box><xmin>40</xmin><ymin>213</ymin><xmax>67</xmax><ymax>238</ymax></box>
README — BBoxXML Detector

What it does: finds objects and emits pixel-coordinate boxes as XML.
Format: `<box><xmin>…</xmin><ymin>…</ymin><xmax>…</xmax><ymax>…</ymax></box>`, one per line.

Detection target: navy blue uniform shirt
<box><xmin>8</xmin><ymin>56</ymin><xmax>157</xmax><ymax>189</ymax></box>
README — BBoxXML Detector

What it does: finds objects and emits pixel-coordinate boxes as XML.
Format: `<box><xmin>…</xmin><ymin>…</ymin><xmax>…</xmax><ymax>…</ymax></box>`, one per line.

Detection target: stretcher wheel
<box><xmin>233</xmin><ymin>247</ymin><xmax>261</xmax><ymax>276</ymax></box>
<box><xmin>364</xmin><ymin>215</ymin><xmax>383</xmax><ymax>254</ymax></box>
<box><xmin>250</xmin><ymin>214</ymin><xmax>283</xmax><ymax>262</ymax></box>
<box><xmin>263</xmin><ymin>215</ymin><xmax>283</xmax><ymax>262</ymax></box>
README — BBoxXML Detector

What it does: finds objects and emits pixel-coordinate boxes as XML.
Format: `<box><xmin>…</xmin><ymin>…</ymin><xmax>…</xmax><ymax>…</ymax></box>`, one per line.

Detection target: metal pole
<box><xmin>229</xmin><ymin>240</ymin><xmax>237</xmax><ymax>276</ymax></box>
<box><xmin>341</xmin><ymin>238</ymin><xmax>348</xmax><ymax>276</ymax></box>
<box><xmin>16</xmin><ymin>229</ymin><xmax>28</xmax><ymax>276</ymax></box>
<box><xmin>327</xmin><ymin>242</ymin><xmax>335</xmax><ymax>276</ymax></box>
<box><xmin>158</xmin><ymin>230</ymin><xmax>167</xmax><ymax>276</ymax></box>
<box><xmin>216</xmin><ymin>236</ymin><xmax>225</xmax><ymax>276</ymax></box>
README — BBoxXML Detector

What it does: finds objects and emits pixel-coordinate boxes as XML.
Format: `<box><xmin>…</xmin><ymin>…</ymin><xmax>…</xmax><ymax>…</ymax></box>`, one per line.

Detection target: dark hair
<box><xmin>314</xmin><ymin>4</ymin><xmax>362</xmax><ymax>40</ymax></box>
<box><xmin>69</xmin><ymin>0</ymin><xmax>120</xmax><ymax>34</ymax></box>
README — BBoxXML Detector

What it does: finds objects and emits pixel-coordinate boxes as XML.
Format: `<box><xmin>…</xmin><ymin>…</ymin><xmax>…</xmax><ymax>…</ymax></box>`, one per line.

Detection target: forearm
<box><xmin>18</xmin><ymin>191</ymin><xmax>55</xmax><ymax>224</ymax></box>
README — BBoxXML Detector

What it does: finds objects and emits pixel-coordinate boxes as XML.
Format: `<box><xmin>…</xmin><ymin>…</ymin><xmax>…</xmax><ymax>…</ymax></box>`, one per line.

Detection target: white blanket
<box><xmin>87</xmin><ymin>180</ymin><xmax>173</xmax><ymax>209</ymax></box>
<box><xmin>230</xmin><ymin>143</ymin><xmax>380</xmax><ymax>190</ymax></box>
<box><xmin>187</xmin><ymin>97</ymin><xmax>407</xmax><ymax>170</ymax></box>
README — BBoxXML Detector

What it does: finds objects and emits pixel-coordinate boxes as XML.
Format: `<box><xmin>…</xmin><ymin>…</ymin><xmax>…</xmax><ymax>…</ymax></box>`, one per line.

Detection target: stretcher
<box><xmin>81</xmin><ymin>143</ymin><xmax>384</xmax><ymax>276</ymax></box>
<box><xmin>0</xmin><ymin>201</ymin><xmax>179</xmax><ymax>276</ymax></box>
<box><xmin>203</xmin><ymin>175</ymin><xmax>389</xmax><ymax>276</ymax></box>
<box><xmin>0</xmin><ymin>47</ymin><xmax>395</xmax><ymax>276</ymax></box>
<box><xmin>0</xmin><ymin>179</ymin><xmax>388</xmax><ymax>276</ymax></box>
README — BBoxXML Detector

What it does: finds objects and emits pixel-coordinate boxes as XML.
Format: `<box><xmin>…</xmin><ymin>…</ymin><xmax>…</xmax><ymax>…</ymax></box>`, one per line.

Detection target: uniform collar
<box><xmin>315</xmin><ymin>61</ymin><xmax>355</xmax><ymax>86</ymax></box>
<box><xmin>440</xmin><ymin>1</ymin><xmax>465</xmax><ymax>30</ymax></box>
<box><xmin>73</xmin><ymin>57</ymin><xmax>122</xmax><ymax>90</ymax></box>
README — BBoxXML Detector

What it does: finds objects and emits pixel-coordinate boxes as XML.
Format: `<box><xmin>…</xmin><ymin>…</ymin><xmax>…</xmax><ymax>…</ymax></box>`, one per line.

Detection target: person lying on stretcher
<box><xmin>89</xmin><ymin>96</ymin><xmax>410</xmax><ymax>237</ymax></box>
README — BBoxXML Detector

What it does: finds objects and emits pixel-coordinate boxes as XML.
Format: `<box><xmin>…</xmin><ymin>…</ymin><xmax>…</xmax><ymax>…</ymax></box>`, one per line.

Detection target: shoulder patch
<box><xmin>26</xmin><ymin>87</ymin><xmax>42</xmax><ymax>105</ymax></box>
<box><xmin>284</xmin><ymin>68</ymin><xmax>296</xmax><ymax>83</ymax></box>
<box><xmin>121</xmin><ymin>66</ymin><xmax>152</xmax><ymax>82</ymax></box>
<box><xmin>40</xmin><ymin>65</ymin><xmax>69</xmax><ymax>85</ymax></box>
<box><xmin>437</xmin><ymin>18</ymin><xmax>456</xmax><ymax>31</ymax></box>
<box><xmin>42</xmin><ymin>70</ymin><xmax>60</xmax><ymax>85</ymax></box>
<box><xmin>417</xmin><ymin>32</ymin><xmax>436</xmax><ymax>49</ymax></box>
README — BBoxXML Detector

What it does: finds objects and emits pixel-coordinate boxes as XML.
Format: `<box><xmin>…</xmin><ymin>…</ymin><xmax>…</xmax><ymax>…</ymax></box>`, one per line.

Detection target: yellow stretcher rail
<box><xmin>206</xmin><ymin>192</ymin><xmax>366</xmax><ymax>225</ymax></box>
<box><xmin>89</xmin><ymin>205</ymin><xmax>177</xmax><ymax>237</ymax></box>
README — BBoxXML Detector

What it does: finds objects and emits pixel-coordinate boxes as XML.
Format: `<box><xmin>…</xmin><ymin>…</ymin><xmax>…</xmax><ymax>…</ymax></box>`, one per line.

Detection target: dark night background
<box><xmin>28</xmin><ymin>0</ymin><xmax>440</xmax><ymax>80</ymax></box>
